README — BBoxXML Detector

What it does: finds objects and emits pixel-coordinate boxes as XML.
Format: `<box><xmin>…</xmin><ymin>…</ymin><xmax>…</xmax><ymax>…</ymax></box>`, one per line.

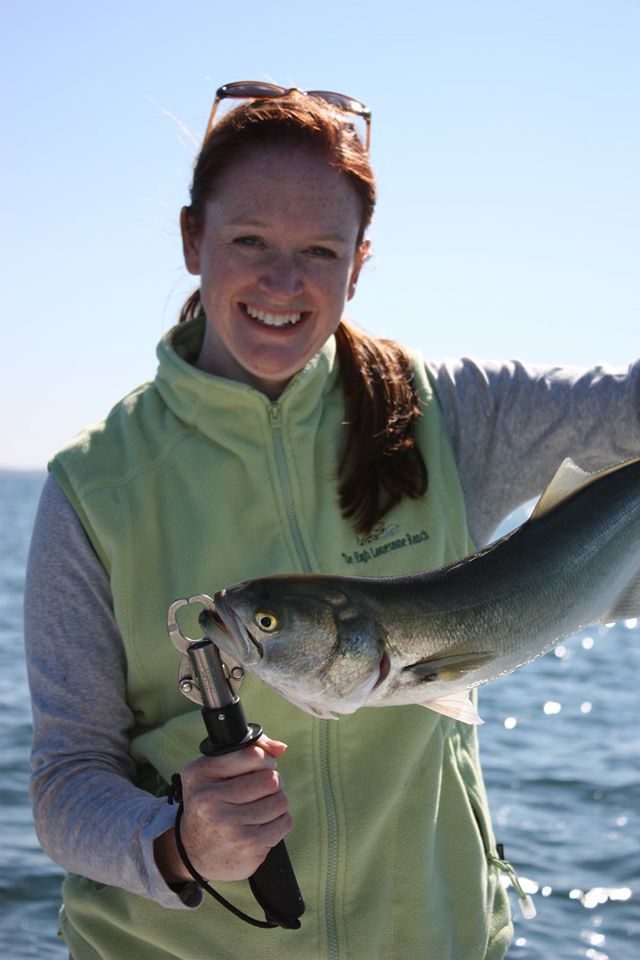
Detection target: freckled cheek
<box><xmin>200</xmin><ymin>264</ymin><xmax>249</xmax><ymax>308</ymax></box>
<box><xmin>315</xmin><ymin>272</ymin><xmax>352</xmax><ymax>306</ymax></box>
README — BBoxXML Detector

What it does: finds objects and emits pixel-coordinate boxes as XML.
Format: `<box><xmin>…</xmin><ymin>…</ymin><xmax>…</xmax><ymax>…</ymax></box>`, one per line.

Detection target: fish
<box><xmin>203</xmin><ymin>456</ymin><xmax>640</xmax><ymax>725</ymax></box>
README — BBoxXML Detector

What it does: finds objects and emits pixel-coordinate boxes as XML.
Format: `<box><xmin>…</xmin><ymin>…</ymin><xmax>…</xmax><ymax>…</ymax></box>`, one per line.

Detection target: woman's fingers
<box><xmin>256</xmin><ymin>734</ymin><xmax>288</xmax><ymax>758</ymax></box>
<box><xmin>211</xmin><ymin>766</ymin><xmax>282</xmax><ymax>805</ymax></box>
<box><xmin>170</xmin><ymin>737</ymin><xmax>293</xmax><ymax>882</ymax></box>
<box><xmin>182</xmin><ymin>741</ymin><xmax>281</xmax><ymax>784</ymax></box>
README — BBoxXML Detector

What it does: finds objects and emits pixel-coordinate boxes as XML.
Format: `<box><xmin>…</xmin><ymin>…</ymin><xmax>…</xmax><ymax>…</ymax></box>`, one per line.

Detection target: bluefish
<box><xmin>204</xmin><ymin>456</ymin><xmax>640</xmax><ymax>724</ymax></box>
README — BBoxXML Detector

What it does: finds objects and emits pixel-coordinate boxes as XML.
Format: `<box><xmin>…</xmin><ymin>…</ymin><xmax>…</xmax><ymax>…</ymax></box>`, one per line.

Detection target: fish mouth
<box><xmin>211</xmin><ymin>592</ymin><xmax>264</xmax><ymax>663</ymax></box>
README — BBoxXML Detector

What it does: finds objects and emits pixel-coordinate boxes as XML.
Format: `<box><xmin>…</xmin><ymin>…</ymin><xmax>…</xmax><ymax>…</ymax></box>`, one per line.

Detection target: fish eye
<box><xmin>254</xmin><ymin>610</ymin><xmax>279</xmax><ymax>632</ymax></box>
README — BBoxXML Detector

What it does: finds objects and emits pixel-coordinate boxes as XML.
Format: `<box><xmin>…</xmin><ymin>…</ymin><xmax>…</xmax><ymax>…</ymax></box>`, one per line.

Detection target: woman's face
<box><xmin>181</xmin><ymin>143</ymin><xmax>368</xmax><ymax>398</ymax></box>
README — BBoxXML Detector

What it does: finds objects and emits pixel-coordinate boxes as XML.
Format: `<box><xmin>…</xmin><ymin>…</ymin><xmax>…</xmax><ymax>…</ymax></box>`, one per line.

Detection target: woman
<box><xmin>25</xmin><ymin>83</ymin><xmax>640</xmax><ymax>960</ymax></box>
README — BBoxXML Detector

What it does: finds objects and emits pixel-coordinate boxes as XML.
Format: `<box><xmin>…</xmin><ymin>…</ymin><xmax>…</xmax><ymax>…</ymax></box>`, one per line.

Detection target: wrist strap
<box><xmin>169</xmin><ymin>774</ymin><xmax>277</xmax><ymax>929</ymax></box>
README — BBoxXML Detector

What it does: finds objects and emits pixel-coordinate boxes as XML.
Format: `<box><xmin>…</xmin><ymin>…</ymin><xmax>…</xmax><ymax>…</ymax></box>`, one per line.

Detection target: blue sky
<box><xmin>2</xmin><ymin>0</ymin><xmax>638</xmax><ymax>468</ymax></box>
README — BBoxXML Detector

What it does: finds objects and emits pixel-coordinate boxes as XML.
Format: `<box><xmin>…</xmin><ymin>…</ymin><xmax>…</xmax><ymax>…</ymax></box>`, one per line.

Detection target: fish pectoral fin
<box><xmin>405</xmin><ymin>651</ymin><xmax>494</xmax><ymax>682</ymax></box>
<box><xmin>600</xmin><ymin>570</ymin><xmax>640</xmax><ymax>623</ymax></box>
<box><xmin>419</xmin><ymin>690</ymin><xmax>483</xmax><ymax>726</ymax></box>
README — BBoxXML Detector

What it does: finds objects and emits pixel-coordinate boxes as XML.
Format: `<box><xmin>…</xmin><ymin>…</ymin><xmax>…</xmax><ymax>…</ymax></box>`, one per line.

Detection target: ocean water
<box><xmin>0</xmin><ymin>470</ymin><xmax>638</xmax><ymax>959</ymax></box>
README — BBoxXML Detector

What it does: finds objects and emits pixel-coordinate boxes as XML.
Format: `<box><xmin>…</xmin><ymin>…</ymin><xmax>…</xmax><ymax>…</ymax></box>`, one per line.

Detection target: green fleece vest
<box><xmin>51</xmin><ymin>317</ymin><xmax>512</xmax><ymax>960</ymax></box>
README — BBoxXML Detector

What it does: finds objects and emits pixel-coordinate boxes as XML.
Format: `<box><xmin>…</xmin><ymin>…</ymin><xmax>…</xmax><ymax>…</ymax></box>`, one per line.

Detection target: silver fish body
<box><xmin>209</xmin><ymin>456</ymin><xmax>640</xmax><ymax>724</ymax></box>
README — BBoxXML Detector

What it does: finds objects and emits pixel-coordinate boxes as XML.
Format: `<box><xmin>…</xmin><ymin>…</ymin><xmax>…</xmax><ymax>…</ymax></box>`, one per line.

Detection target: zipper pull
<box><xmin>270</xmin><ymin>403</ymin><xmax>281</xmax><ymax>423</ymax></box>
<box><xmin>489</xmin><ymin>852</ymin><xmax>538</xmax><ymax>920</ymax></box>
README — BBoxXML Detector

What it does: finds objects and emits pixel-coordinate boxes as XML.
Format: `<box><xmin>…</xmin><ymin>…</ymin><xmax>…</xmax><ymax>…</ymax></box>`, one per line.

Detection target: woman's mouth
<box><xmin>243</xmin><ymin>303</ymin><xmax>306</xmax><ymax>327</ymax></box>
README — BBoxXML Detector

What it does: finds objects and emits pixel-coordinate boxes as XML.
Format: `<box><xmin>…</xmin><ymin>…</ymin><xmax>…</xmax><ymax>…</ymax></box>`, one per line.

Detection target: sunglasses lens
<box><xmin>219</xmin><ymin>82</ymin><xmax>286</xmax><ymax>99</ymax></box>
<box><xmin>308</xmin><ymin>90</ymin><xmax>369</xmax><ymax>118</ymax></box>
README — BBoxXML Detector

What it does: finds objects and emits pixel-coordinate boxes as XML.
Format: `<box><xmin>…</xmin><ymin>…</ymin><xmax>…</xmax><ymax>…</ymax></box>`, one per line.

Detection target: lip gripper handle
<box><xmin>249</xmin><ymin>840</ymin><xmax>304</xmax><ymax>929</ymax></box>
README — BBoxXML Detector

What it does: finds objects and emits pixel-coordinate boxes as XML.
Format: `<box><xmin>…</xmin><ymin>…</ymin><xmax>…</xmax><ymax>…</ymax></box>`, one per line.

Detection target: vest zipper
<box><xmin>268</xmin><ymin>401</ymin><xmax>340</xmax><ymax>960</ymax></box>
<box><xmin>268</xmin><ymin>403</ymin><xmax>313</xmax><ymax>573</ymax></box>
<box><xmin>319</xmin><ymin>723</ymin><xmax>340</xmax><ymax>960</ymax></box>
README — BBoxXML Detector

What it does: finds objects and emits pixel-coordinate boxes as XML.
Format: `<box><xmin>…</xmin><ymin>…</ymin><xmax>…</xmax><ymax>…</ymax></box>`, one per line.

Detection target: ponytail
<box><xmin>335</xmin><ymin>319</ymin><xmax>427</xmax><ymax>534</ymax></box>
<box><xmin>178</xmin><ymin>289</ymin><xmax>203</xmax><ymax>325</ymax></box>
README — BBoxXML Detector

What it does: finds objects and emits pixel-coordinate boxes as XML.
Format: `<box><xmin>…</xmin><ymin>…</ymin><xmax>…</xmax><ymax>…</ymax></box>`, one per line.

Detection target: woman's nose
<box><xmin>258</xmin><ymin>254</ymin><xmax>304</xmax><ymax>298</ymax></box>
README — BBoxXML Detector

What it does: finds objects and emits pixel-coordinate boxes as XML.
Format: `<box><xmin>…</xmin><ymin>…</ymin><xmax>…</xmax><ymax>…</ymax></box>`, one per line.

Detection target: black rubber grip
<box><xmin>249</xmin><ymin>839</ymin><xmax>305</xmax><ymax>929</ymax></box>
<box><xmin>191</xmin><ymin>628</ymin><xmax>305</xmax><ymax>928</ymax></box>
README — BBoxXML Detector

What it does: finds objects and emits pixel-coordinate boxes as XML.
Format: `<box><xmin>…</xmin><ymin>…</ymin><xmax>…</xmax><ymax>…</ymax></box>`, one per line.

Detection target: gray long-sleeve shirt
<box><xmin>24</xmin><ymin>356</ymin><xmax>640</xmax><ymax>908</ymax></box>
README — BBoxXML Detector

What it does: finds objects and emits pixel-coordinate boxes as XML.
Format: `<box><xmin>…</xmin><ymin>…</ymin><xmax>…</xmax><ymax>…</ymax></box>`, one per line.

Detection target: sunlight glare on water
<box><xmin>542</xmin><ymin>700</ymin><xmax>562</xmax><ymax>715</ymax></box>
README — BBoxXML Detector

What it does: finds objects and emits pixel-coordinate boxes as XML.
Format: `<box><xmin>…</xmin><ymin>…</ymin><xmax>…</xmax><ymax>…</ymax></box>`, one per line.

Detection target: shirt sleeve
<box><xmin>24</xmin><ymin>474</ymin><xmax>201</xmax><ymax>909</ymax></box>
<box><xmin>426</xmin><ymin>357</ymin><xmax>640</xmax><ymax>546</ymax></box>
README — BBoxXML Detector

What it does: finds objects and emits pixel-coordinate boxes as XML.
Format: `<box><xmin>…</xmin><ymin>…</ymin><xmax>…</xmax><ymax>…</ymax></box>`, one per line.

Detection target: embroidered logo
<box><xmin>341</xmin><ymin>524</ymin><xmax>430</xmax><ymax>565</ymax></box>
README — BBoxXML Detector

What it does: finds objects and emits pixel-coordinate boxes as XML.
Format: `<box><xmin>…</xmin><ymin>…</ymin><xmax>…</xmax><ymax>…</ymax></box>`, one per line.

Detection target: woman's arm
<box><xmin>25</xmin><ymin>475</ymin><xmax>195</xmax><ymax>906</ymax></box>
<box><xmin>427</xmin><ymin>357</ymin><xmax>640</xmax><ymax>545</ymax></box>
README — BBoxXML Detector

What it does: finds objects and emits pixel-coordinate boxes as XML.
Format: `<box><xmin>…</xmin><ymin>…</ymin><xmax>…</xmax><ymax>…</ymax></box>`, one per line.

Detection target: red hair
<box><xmin>184</xmin><ymin>93</ymin><xmax>375</xmax><ymax>244</ymax></box>
<box><xmin>180</xmin><ymin>93</ymin><xmax>427</xmax><ymax>533</ymax></box>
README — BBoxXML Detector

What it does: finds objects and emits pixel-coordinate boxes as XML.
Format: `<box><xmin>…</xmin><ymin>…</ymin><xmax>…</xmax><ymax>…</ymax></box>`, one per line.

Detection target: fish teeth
<box><xmin>245</xmin><ymin>304</ymin><xmax>303</xmax><ymax>326</ymax></box>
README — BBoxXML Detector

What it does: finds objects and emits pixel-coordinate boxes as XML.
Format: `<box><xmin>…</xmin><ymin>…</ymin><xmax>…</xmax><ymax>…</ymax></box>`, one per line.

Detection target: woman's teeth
<box><xmin>245</xmin><ymin>305</ymin><xmax>303</xmax><ymax>327</ymax></box>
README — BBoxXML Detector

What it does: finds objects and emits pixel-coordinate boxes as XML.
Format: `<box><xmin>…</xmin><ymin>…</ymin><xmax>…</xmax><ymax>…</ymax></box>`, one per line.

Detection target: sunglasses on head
<box><xmin>205</xmin><ymin>81</ymin><xmax>372</xmax><ymax>151</ymax></box>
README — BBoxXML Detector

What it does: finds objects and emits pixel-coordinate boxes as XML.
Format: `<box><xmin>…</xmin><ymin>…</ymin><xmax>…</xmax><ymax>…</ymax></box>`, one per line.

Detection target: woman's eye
<box><xmin>307</xmin><ymin>246</ymin><xmax>337</xmax><ymax>260</ymax></box>
<box><xmin>234</xmin><ymin>236</ymin><xmax>262</xmax><ymax>248</ymax></box>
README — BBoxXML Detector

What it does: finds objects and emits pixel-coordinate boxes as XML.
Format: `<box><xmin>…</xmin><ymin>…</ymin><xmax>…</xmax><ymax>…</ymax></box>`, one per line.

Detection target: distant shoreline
<box><xmin>0</xmin><ymin>467</ymin><xmax>47</xmax><ymax>476</ymax></box>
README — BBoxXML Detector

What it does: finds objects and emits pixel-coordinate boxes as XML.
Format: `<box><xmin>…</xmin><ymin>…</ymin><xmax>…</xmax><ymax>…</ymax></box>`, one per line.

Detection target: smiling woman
<box><xmin>178</xmin><ymin>92</ymin><xmax>427</xmax><ymax>536</ymax></box>
<box><xmin>23</xmin><ymin>80</ymin><xmax>640</xmax><ymax>960</ymax></box>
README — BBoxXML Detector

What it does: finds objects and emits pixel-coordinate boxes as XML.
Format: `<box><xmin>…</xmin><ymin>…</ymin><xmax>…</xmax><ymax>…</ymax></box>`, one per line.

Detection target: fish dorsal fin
<box><xmin>600</xmin><ymin>570</ymin><xmax>640</xmax><ymax>624</ymax></box>
<box><xmin>419</xmin><ymin>690</ymin><xmax>483</xmax><ymax>726</ymax></box>
<box><xmin>530</xmin><ymin>458</ymin><xmax>591</xmax><ymax>520</ymax></box>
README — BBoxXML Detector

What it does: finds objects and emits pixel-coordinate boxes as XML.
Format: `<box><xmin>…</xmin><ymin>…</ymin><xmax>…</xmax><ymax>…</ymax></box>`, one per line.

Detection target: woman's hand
<box><xmin>155</xmin><ymin>735</ymin><xmax>292</xmax><ymax>885</ymax></box>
